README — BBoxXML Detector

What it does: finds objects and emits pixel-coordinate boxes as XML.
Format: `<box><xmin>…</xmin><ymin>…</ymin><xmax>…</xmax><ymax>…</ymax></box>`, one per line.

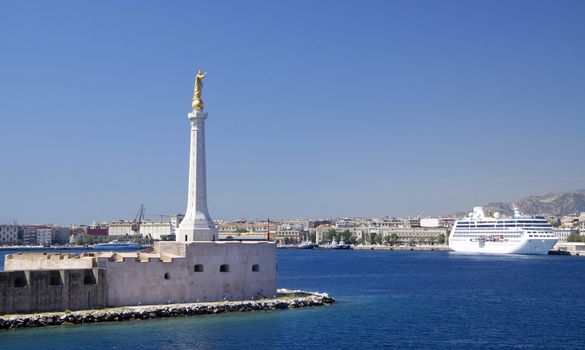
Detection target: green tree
<box><xmin>236</xmin><ymin>228</ymin><xmax>249</xmax><ymax>234</ymax></box>
<box><xmin>283</xmin><ymin>237</ymin><xmax>291</xmax><ymax>245</ymax></box>
<box><xmin>375</xmin><ymin>234</ymin><xmax>383</xmax><ymax>245</ymax></box>
<box><xmin>368</xmin><ymin>233</ymin><xmax>377</xmax><ymax>245</ymax></box>
<box><xmin>383</xmin><ymin>235</ymin><xmax>392</xmax><ymax>244</ymax></box>
<box><xmin>390</xmin><ymin>233</ymin><xmax>399</xmax><ymax>244</ymax></box>
<box><xmin>83</xmin><ymin>235</ymin><xmax>95</xmax><ymax>246</ymax></box>
<box><xmin>339</xmin><ymin>230</ymin><xmax>352</xmax><ymax>243</ymax></box>
<box><xmin>437</xmin><ymin>233</ymin><xmax>446</xmax><ymax>244</ymax></box>
<box><xmin>567</xmin><ymin>234</ymin><xmax>580</xmax><ymax>242</ymax></box>
<box><xmin>309</xmin><ymin>232</ymin><xmax>316</xmax><ymax>243</ymax></box>
<box><xmin>325</xmin><ymin>229</ymin><xmax>338</xmax><ymax>242</ymax></box>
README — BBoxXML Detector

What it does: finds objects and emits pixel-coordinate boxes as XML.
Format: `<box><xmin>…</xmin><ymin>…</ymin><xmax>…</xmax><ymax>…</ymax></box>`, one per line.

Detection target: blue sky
<box><xmin>0</xmin><ymin>0</ymin><xmax>584</xmax><ymax>224</ymax></box>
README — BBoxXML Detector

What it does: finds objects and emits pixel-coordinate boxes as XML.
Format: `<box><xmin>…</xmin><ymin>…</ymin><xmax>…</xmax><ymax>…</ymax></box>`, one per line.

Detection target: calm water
<box><xmin>1</xmin><ymin>249</ymin><xmax>585</xmax><ymax>349</ymax></box>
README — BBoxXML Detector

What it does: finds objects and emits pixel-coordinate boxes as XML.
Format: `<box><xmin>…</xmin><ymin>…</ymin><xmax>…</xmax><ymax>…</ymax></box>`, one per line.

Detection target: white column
<box><xmin>176</xmin><ymin>110</ymin><xmax>217</xmax><ymax>242</ymax></box>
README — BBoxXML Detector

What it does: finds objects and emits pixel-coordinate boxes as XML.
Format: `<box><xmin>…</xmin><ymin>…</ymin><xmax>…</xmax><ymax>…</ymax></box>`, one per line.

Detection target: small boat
<box><xmin>323</xmin><ymin>240</ymin><xmax>351</xmax><ymax>250</ymax></box>
<box><xmin>335</xmin><ymin>240</ymin><xmax>351</xmax><ymax>250</ymax></box>
<box><xmin>90</xmin><ymin>240</ymin><xmax>143</xmax><ymax>251</ymax></box>
<box><xmin>298</xmin><ymin>240</ymin><xmax>317</xmax><ymax>249</ymax></box>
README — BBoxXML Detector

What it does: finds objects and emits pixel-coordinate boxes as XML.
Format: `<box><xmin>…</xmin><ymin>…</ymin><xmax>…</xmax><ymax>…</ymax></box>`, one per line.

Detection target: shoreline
<box><xmin>0</xmin><ymin>246</ymin><xmax>88</xmax><ymax>251</ymax></box>
<box><xmin>278</xmin><ymin>244</ymin><xmax>451</xmax><ymax>251</ymax></box>
<box><xmin>0</xmin><ymin>289</ymin><xmax>334</xmax><ymax>330</ymax></box>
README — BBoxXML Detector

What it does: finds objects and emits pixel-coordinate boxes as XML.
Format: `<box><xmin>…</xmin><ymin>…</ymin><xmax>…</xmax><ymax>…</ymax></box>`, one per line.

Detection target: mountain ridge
<box><xmin>455</xmin><ymin>190</ymin><xmax>585</xmax><ymax>217</ymax></box>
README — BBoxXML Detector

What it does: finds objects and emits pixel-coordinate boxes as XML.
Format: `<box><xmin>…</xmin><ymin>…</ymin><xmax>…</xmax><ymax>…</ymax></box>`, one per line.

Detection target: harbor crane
<box><xmin>131</xmin><ymin>204</ymin><xmax>144</xmax><ymax>235</ymax></box>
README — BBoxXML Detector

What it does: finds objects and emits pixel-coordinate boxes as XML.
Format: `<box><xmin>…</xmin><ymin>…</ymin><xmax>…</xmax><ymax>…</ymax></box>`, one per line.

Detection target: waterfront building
<box><xmin>579</xmin><ymin>213</ymin><xmax>585</xmax><ymax>235</ymax></box>
<box><xmin>560</xmin><ymin>214</ymin><xmax>580</xmax><ymax>229</ymax></box>
<box><xmin>86</xmin><ymin>226</ymin><xmax>108</xmax><ymax>236</ymax></box>
<box><xmin>553</xmin><ymin>229</ymin><xmax>579</xmax><ymax>243</ymax></box>
<box><xmin>52</xmin><ymin>226</ymin><xmax>71</xmax><ymax>245</ymax></box>
<box><xmin>278</xmin><ymin>219</ymin><xmax>315</xmax><ymax>230</ymax></box>
<box><xmin>0</xmin><ymin>225</ymin><xmax>18</xmax><ymax>245</ymax></box>
<box><xmin>171</xmin><ymin>214</ymin><xmax>185</xmax><ymax>235</ymax></box>
<box><xmin>217</xmin><ymin>221</ymin><xmax>275</xmax><ymax>235</ymax></box>
<box><xmin>335</xmin><ymin>218</ymin><xmax>357</xmax><ymax>229</ymax></box>
<box><xmin>219</xmin><ymin>231</ymin><xmax>269</xmax><ymax>241</ymax></box>
<box><xmin>354</xmin><ymin>226</ymin><xmax>447</xmax><ymax>243</ymax></box>
<box><xmin>107</xmin><ymin>220</ymin><xmax>175</xmax><ymax>239</ymax></box>
<box><xmin>314</xmin><ymin>224</ymin><xmax>332</xmax><ymax>244</ymax></box>
<box><xmin>139</xmin><ymin>221</ymin><xmax>173</xmax><ymax>240</ymax></box>
<box><xmin>273</xmin><ymin>228</ymin><xmax>304</xmax><ymax>245</ymax></box>
<box><xmin>22</xmin><ymin>226</ymin><xmax>52</xmax><ymax>246</ymax></box>
<box><xmin>107</xmin><ymin>221</ymin><xmax>136</xmax><ymax>236</ymax></box>
<box><xmin>420</xmin><ymin>218</ymin><xmax>440</xmax><ymax>228</ymax></box>
<box><xmin>36</xmin><ymin>228</ymin><xmax>52</xmax><ymax>246</ymax></box>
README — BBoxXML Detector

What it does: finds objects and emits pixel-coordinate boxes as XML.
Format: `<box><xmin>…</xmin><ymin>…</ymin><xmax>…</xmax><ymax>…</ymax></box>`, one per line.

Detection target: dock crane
<box><xmin>131</xmin><ymin>204</ymin><xmax>144</xmax><ymax>235</ymax></box>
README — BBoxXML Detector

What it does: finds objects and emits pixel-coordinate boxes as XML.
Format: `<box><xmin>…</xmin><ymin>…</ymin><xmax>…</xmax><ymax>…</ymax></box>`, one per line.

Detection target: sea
<box><xmin>1</xmin><ymin>248</ymin><xmax>585</xmax><ymax>349</ymax></box>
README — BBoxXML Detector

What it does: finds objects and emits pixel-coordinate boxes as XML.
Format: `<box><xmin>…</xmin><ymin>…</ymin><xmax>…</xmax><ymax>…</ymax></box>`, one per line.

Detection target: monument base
<box><xmin>176</xmin><ymin>226</ymin><xmax>217</xmax><ymax>242</ymax></box>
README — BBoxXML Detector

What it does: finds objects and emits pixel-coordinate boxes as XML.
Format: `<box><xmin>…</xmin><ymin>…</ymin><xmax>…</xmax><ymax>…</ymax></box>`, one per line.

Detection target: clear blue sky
<box><xmin>0</xmin><ymin>0</ymin><xmax>584</xmax><ymax>224</ymax></box>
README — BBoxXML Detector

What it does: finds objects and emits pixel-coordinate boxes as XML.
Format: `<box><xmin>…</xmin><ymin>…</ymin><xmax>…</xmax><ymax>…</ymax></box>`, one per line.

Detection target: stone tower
<box><xmin>176</xmin><ymin>71</ymin><xmax>217</xmax><ymax>242</ymax></box>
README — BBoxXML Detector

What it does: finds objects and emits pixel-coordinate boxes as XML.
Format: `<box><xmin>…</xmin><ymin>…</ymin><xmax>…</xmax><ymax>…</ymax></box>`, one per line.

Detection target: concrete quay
<box><xmin>353</xmin><ymin>244</ymin><xmax>451</xmax><ymax>251</ymax></box>
<box><xmin>0</xmin><ymin>289</ymin><xmax>334</xmax><ymax>330</ymax></box>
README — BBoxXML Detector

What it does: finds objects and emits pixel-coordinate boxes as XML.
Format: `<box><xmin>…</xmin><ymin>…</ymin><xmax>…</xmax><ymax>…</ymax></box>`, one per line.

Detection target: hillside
<box><xmin>460</xmin><ymin>190</ymin><xmax>585</xmax><ymax>217</ymax></box>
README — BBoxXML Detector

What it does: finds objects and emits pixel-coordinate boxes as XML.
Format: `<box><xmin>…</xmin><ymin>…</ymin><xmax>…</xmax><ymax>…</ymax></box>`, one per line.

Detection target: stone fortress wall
<box><xmin>1</xmin><ymin>241</ymin><xmax>277</xmax><ymax>314</ymax></box>
<box><xmin>0</xmin><ymin>268</ymin><xmax>107</xmax><ymax>314</ymax></box>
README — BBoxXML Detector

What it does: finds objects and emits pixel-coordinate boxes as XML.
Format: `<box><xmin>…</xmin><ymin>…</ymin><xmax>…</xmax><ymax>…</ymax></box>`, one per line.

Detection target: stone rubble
<box><xmin>0</xmin><ymin>289</ymin><xmax>334</xmax><ymax>330</ymax></box>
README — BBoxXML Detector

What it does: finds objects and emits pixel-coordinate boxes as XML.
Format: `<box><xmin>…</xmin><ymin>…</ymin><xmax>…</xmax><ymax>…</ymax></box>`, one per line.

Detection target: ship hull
<box><xmin>449</xmin><ymin>238</ymin><xmax>557</xmax><ymax>255</ymax></box>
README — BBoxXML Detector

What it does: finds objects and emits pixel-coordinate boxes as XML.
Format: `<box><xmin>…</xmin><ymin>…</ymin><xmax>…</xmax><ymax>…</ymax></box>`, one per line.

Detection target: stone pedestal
<box><xmin>176</xmin><ymin>110</ymin><xmax>217</xmax><ymax>242</ymax></box>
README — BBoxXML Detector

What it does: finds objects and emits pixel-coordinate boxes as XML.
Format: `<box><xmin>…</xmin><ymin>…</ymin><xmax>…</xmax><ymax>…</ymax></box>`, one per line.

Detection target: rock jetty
<box><xmin>0</xmin><ymin>289</ymin><xmax>334</xmax><ymax>330</ymax></box>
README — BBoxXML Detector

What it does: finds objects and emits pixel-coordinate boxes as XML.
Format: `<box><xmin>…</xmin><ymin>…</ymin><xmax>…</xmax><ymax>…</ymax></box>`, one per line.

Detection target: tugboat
<box><xmin>323</xmin><ymin>239</ymin><xmax>351</xmax><ymax>250</ymax></box>
<box><xmin>298</xmin><ymin>240</ymin><xmax>317</xmax><ymax>249</ymax></box>
<box><xmin>336</xmin><ymin>240</ymin><xmax>351</xmax><ymax>250</ymax></box>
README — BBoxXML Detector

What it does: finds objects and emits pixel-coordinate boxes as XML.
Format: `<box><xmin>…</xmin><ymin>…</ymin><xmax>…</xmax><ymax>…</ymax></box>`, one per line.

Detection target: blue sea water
<box><xmin>1</xmin><ymin>249</ymin><xmax>585</xmax><ymax>349</ymax></box>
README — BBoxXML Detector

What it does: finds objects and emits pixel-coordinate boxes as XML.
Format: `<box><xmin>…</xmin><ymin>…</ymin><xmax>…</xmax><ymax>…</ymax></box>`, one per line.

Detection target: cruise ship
<box><xmin>449</xmin><ymin>206</ymin><xmax>558</xmax><ymax>255</ymax></box>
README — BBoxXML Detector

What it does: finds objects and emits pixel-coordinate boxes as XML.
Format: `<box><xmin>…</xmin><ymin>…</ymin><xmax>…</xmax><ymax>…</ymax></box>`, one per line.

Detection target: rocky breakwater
<box><xmin>0</xmin><ymin>289</ymin><xmax>334</xmax><ymax>330</ymax></box>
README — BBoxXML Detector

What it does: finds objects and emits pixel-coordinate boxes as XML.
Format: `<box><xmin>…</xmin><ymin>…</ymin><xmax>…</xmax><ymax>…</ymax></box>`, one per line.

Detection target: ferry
<box><xmin>90</xmin><ymin>240</ymin><xmax>143</xmax><ymax>251</ymax></box>
<box><xmin>449</xmin><ymin>206</ymin><xmax>558</xmax><ymax>255</ymax></box>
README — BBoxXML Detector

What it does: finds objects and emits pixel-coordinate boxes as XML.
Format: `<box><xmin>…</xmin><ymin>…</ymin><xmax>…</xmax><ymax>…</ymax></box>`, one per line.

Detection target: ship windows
<box><xmin>194</xmin><ymin>264</ymin><xmax>204</xmax><ymax>272</ymax></box>
<box><xmin>252</xmin><ymin>264</ymin><xmax>260</xmax><ymax>272</ymax></box>
<box><xmin>164</xmin><ymin>272</ymin><xmax>170</xmax><ymax>279</ymax></box>
<box><xmin>220</xmin><ymin>264</ymin><xmax>230</xmax><ymax>273</ymax></box>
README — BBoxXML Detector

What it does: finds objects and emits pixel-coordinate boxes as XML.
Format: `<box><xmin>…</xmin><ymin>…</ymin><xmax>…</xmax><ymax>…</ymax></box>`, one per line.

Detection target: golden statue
<box><xmin>192</xmin><ymin>69</ymin><xmax>207</xmax><ymax>111</ymax></box>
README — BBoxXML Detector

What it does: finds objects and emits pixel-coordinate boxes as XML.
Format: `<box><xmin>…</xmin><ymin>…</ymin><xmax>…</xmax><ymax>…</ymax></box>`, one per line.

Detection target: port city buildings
<box><xmin>3</xmin><ymin>211</ymin><xmax>585</xmax><ymax>247</ymax></box>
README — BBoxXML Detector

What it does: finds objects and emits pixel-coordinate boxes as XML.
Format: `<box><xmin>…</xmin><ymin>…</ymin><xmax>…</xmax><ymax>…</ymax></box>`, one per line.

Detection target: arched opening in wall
<box><xmin>252</xmin><ymin>264</ymin><xmax>260</xmax><ymax>272</ymax></box>
<box><xmin>220</xmin><ymin>264</ymin><xmax>230</xmax><ymax>273</ymax></box>
<box><xmin>84</xmin><ymin>270</ymin><xmax>97</xmax><ymax>285</ymax></box>
<box><xmin>49</xmin><ymin>271</ymin><xmax>62</xmax><ymax>286</ymax></box>
<box><xmin>13</xmin><ymin>271</ymin><xmax>27</xmax><ymax>288</ymax></box>
<box><xmin>164</xmin><ymin>272</ymin><xmax>170</xmax><ymax>280</ymax></box>
<box><xmin>194</xmin><ymin>264</ymin><xmax>204</xmax><ymax>272</ymax></box>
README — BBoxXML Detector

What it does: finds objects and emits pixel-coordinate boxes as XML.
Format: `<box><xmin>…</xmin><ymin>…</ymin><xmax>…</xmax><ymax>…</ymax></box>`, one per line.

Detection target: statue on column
<box><xmin>192</xmin><ymin>70</ymin><xmax>207</xmax><ymax>111</ymax></box>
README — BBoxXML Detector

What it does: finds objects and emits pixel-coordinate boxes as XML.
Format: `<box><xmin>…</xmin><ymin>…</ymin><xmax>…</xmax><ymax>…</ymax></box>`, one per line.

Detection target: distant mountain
<box><xmin>458</xmin><ymin>190</ymin><xmax>585</xmax><ymax>217</ymax></box>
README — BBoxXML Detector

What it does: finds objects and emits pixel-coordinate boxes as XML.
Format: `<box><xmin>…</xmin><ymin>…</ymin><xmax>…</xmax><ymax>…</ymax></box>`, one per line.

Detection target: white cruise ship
<box><xmin>449</xmin><ymin>206</ymin><xmax>558</xmax><ymax>255</ymax></box>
